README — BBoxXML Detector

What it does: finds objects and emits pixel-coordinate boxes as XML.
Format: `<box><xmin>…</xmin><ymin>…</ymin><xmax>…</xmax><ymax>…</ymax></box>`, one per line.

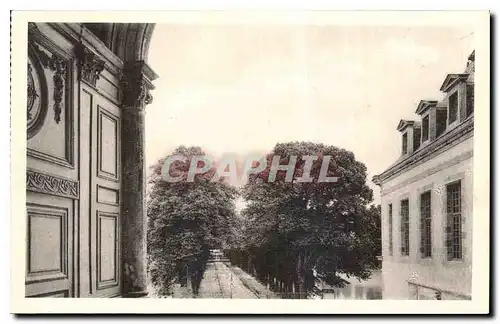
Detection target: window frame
<box><xmin>419</xmin><ymin>191</ymin><xmax>432</xmax><ymax>259</ymax></box>
<box><xmin>400</xmin><ymin>199</ymin><xmax>410</xmax><ymax>257</ymax></box>
<box><xmin>446</xmin><ymin>181</ymin><xmax>462</xmax><ymax>261</ymax></box>
<box><xmin>388</xmin><ymin>204</ymin><xmax>393</xmax><ymax>256</ymax></box>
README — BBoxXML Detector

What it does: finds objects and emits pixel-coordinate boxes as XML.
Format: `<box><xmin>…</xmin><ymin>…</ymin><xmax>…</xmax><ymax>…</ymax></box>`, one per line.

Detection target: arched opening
<box><xmin>25</xmin><ymin>22</ymin><xmax>158</xmax><ymax>298</ymax></box>
<box><xmin>83</xmin><ymin>23</ymin><xmax>156</xmax><ymax>63</ymax></box>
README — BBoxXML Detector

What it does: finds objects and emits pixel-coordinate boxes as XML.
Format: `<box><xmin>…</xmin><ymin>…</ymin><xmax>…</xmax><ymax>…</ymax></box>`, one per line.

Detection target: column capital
<box><xmin>120</xmin><ymin>60</ymin><xmax>157</xmax><ymax>111</ymax></box>
<box><xmin>74</xmin><ymin>43</ymin><xmax>106</xmax><ymax>87</ymax></box>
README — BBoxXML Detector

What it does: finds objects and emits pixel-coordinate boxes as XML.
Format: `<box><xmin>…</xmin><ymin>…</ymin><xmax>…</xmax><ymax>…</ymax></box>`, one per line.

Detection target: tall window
<box><xmin>388</xmin><ymin>204</ymin><xmax>393</xmax><ymax>256</ymax></box>
<box><xmin>402</xmin><ymin>133</ymin><xmax>408</xmax><ymax>155</ymax></box>
<box><xmin>446</xmin><ymin>181</ymin><xmax>462</xmax><ymax>260</ymax></box>
<box><xmin>422</xmin><ymin>115</ymin><xmax>429</xmax><ymax>142</ymax></box>
<box><xmin>400</xmin><ymin>199</ymin><xmax>410</xmax><ymax>256</ymax></box>
<box><xmin>466</xmin><ymin>84</ymin><xmax>474</xmax><ymax>117</ymax></box>
<box><xmin>420</xmin><ymin>192</ymin><xmax>432</xmax><ymax>258</ymax></box>
<box><xmin>448</xmin><ymin>92</ymin><xmax>458</xmax><ymax>124</ymax></box>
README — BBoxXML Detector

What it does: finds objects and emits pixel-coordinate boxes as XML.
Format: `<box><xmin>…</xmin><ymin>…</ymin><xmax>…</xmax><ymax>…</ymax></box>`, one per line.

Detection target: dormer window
<box><xmin>402</xmin><ymin>133</ymin><xmax>408</xmax><ymax>155</ymax></box>
<box><xmin>397</xmin><ymin>119</ymin><xmax>416</xmax><ymax>156</ymax></box>
<box><xmin>448</xmin><ymin>92</ymin><xmax>458</xmax><ymax>124</ymax></box>
<box><xmin>415</xmin><ymin>100</ymin><xmax>438</xmax><ymax>143</ymax></box>
<box><xmin>422</xmin><ymin>115</ymin><xmax>429</xmax><ymax>142</ymax></box>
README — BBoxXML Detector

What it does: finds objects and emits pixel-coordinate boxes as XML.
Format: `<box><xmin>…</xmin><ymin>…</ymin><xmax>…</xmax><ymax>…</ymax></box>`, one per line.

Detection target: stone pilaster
<box><xmin>120</xmin><ymin>60</ymin><xmax>156</xmax><ymax>297</ymax></box>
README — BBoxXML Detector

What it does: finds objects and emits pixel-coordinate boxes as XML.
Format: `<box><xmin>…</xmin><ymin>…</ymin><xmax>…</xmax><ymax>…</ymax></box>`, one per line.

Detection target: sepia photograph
<box><xmin>10</xmin><ymin>10</ymin><xmax>490</xmax><ymax>314</ymax></box>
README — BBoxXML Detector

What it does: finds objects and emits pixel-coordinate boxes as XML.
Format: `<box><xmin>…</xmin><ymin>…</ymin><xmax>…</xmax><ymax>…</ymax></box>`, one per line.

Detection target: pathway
<box><xmin>198</xmin><ymin>262</ymin><xmax>276</xmax><ymax>299</ymax></box>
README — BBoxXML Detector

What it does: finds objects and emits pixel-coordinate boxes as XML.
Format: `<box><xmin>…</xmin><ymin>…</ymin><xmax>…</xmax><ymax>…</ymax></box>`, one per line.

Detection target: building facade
<box><xmin>373</xmin><ymin>51</ymin><xmax>475</xmax><ymax>300</ymax></box>
<box><xmin>25</xmin><ymin>23</ymin><xmax>157</xmax><ymax>297</ymax></box>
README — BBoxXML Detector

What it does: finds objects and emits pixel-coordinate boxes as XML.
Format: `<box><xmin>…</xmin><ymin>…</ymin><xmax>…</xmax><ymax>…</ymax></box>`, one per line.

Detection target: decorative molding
<box><xmin>97</xmin><ymin>106</ymin><xmax>120</xmax><ymax>182</ymax></box>
<box><xmin>27</xmin><ymin>64</ymin><xmax>38</xmax><ymax>121</ymax></box>
<box><xmin>120</xmin><ymin>61</ymin><xmax>154</xmax><ymax>111</ymax></box>
<box><xmin>26</xmin><ymin>169</ymin><xmax>79</xmax><ymax>199</ymax></box>
<box><xmin>96</xmin><ymin>211</ymin><xmax>119</xmax><ymax>290</ymax></box>
<box><xmin>440</xmin><ymin>73</ymin><xmax>469</xmax><ymax>93</ymax></box>
<box><xmin>26</xmin><ymin>203</ymin><xmax>69</xmax><ymax>284</ymax></box>
<box><xmin>27</xmin><ymin>27</ymin><xmax>75</xmax><ymax>168</ymax></box>
<box><xmin>48</xmin><ymin>23</ymin><xmax>123</xmax><ymax>77</ymax></box>
<box><xmin>375</xmin><ymin>117</ymin><xmax>474</xmax><ymax>185</ymax></box>
<box><xmin>32</xmin><ymin>43</ymin><xmax>67</xmax><ymax>124</ymax></box>
<box><xmin>97</xmin><ymin>185</ymin><xmax>119</xmax><ymax>206</ymax></box>
<box><xmin>75</xmin><ymin>43</ymin><xmax>106</xmax><ymax>87</ymax></box>
<box><xmin>27</xmin><ymin>148</ymin><xmax>75</xmax><ymax>169</ymax></box>
<box><xmin>381</xmin><ymin>150</ymin><xmax>473</xmax><ymax>196</ymax></box>
<box><xmin>27</xmin><ymin>42</ymin><xmax>50</xmax><ymax>139</ymax></box>
<box><xmin>27</xmin><ymin>290</ymin><xmax>69</xmax><ymax>298</ymax></box>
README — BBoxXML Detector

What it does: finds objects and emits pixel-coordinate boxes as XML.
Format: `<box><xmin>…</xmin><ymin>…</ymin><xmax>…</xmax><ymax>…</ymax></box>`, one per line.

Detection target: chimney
<box><xmin>464</xmin><ymin>50</ymin><xmax>475</xmax><ymax>119</ymax></box>
<box><xmin>396</xmin><ymin>120</ymin><xmax>416</xmax><ymax>156</ymax></box>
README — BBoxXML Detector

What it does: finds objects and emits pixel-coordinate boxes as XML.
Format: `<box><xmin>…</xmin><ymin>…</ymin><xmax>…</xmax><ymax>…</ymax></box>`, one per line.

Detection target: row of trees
<box><xmin>147</xmin><ymin>142</ymin><xmax>381</xmax><ymax>298</ymax></box>
<box><xmin>226</xmin><ymin>142</ymin><xmax>381</xmax><ymax>298</ymax></box>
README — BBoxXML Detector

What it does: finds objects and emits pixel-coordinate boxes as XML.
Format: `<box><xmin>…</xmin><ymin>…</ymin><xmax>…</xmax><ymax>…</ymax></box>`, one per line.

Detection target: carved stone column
<box><xmin>120</xmin><ymin>61</ymin><xmax>156</xmax><ymax>297</ymax></box>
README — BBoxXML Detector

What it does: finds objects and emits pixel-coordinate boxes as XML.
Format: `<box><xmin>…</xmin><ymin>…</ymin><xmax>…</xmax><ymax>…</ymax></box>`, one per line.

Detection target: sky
<box><xmin>145</xmin><ymin>23</ymin><xmax>474</xmax><ymax>204</ymax></box>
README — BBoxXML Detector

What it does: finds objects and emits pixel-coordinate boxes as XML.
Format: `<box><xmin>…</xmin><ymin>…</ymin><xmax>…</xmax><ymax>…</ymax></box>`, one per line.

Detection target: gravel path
<box><xmin>199</xmin><ymin>262</ymin><xmax>271</xmax><ymax>299</ymax></box>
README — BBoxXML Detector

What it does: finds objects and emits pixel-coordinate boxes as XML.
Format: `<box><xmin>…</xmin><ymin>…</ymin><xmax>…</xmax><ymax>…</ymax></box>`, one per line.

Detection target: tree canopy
<box><xmin>147</xmin><ymin>146</ymin><xmax>239</xmax><ymax>296</ymax></box>
<box><xmin>227</xmin><ymin>141</ymin><xmax>380</xmax><ymax>298</ymax></box>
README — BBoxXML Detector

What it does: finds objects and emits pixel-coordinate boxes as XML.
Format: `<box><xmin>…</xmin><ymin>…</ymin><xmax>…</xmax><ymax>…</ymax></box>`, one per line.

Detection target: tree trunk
<box><xmin>296</xmin><ymin>253</ymin><xmax>306</xmax><ymax>299</ymax></box>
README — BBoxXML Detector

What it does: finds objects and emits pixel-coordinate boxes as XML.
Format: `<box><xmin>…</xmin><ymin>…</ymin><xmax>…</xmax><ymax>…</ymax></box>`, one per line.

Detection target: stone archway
<box><xmin>83</xmin><ymin>23</ymin><xmax>155</xmax><ymax>63</ymax></box>
<box><xmin>25</xmin><ymin>22</ymin><xmax>157</xmax><ymax>298</ymax></box>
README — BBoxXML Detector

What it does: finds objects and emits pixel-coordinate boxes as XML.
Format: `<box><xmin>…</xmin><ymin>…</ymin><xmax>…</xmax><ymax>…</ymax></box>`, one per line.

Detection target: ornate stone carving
<box><xmin>26</xmin><ymin>169</ymin><xmax>79</xmax><ymax>199</ymax></box>
<box><xmin>32</xmin><ymin>44</ymin><xmax>67</xmax><ymax>124</ymax></box>
<box><xmin>120</xmin><ymin>61</ymin><xmax>154</xmax><ymax>111</ymax></box>
<box><xmin>75</xmin><ymin>44</ymin><xmax>105</xmax><ymax>87</ymax></box>
<box><xmin>27</xmin><ymin>44</ymin><xmax>49</xmax><ymax>139</ymax></box>
<box><xmin>27</xmin><ymin>63</ymin><xmax>39</xmax><ymax>123</ymax></box>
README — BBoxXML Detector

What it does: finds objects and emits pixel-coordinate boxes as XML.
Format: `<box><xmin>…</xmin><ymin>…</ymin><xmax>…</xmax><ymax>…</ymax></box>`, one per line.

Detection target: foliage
<box><xmin>147</xmin><ymin>146</ymin><xmax>239</xmax><ymax>296</ymax></box>
<box><xmin>228</xmin><ymin>141</ymin><xmax>380</xmax><ymax>298</ymax></box>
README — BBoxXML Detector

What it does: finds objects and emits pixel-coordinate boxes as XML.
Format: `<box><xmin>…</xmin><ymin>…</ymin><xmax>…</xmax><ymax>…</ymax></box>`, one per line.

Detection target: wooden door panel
<box><xmin>89</xmin><ymin>96</ymin><xmax>122</xmax><ymax>297</ymax></box>
<box><xmin>25</xmin><ymin>193</ymin><xmax>74</xmax><ymax>297</ymax></box>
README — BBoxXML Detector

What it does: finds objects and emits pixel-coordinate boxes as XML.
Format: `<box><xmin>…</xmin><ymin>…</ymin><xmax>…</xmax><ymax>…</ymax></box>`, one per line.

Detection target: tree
<box><xmin>237</xmin><ymin>141</ymin><xmax>378</xmax><ymax>298</ymax></box>
<box><xmin>147</xmin><ymin>146</ymin><xmax>239</xmax><ymax>296</ymax></box>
